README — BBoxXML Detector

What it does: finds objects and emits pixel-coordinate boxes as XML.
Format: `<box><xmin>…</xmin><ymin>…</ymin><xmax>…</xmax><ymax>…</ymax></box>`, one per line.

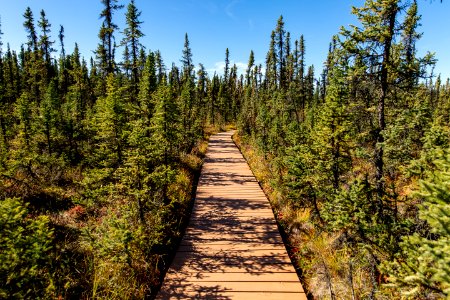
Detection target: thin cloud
<box><xmin>186</xmin><ymin>0</ymin><xmax>218</xmax><ymax>14</ymax></box>
<box><xmin>207</xmin><ymin>60</ymin><xmax>248</xmax><ymax>77</ymax></box>
<box><xmin>225</xmin><ymin>0</ymin><xmax>240</xmax><ymax>19</ymax></box>
<box><xmin>206</xmin><ymin>61</ymin><xmax>226</xmax><ymax>75</ymax></box>
<box><xmin>235</xmin><ymin>62</ymin><xmax>247</xmax><ymax>75</ymax></box>
<box><xmin>248</xmin><ymin>19</ymin><xmax>255</xmax><ymax>31</ymax></box>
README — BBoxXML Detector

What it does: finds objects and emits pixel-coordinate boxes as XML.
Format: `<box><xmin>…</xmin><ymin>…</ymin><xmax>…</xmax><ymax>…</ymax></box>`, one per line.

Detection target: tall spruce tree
<box><xmin>155</xmin><ymin>50</ymin><xmax>166</xmax><ymax>85</ymax></box>
<box><xmin>150</xmin><ymin>81</ymin><xmax>180</xmax><ymax>205</ymax></box>
<box><xmin>179</xmin><ymin>34</ymin><xmax>196</xmax><ymax>149</ymax></box>
<box><xmin>0</xmin><ymin>19</ymin><xmax>6</xmax><ymax>164</ymax></box>
<box><xmin>122</xmin><ymin>45</ymin><xmax>131</xmax><ymax>77</ymax></box>
<box><xmin>196</xmin><ymin>63</ymin><xmax>208</xmax><ymax>134</ymax></box>
<box><xmin>245</xmin><ymin>50</ymin><xmax>255</xmax><ymax>85</ymax></box>
<box><xmin>96</xmin><ymin>0</ymin><xmax>123</xmax><ymax>76</ymax></box>
<box><xmin>152</xmin><ymin>82</ymin><xmax>180</xmax><ymax>164</ymax></box>
<box><xmin>222</xmin><ymin>48</ymin><xmax>231</xmax><ymax>122</ymax></box>
<box><xmin>265</xmin><ymin>31</ymin><xmax>277</xmax><ymax>90</ymax></box>
<box><xmin>23</xmin><ymin>7</ymin><xmax>38</xmax><ymax>51</ymax></box>
<box><xmin>92</xmin><ymin>74</ymin><xmax>126</xmax><ymax>170</ymax></box>
<box><xmin>208</xmin><ymin>73</ymin><xmax>219</xmax><ymax>125</ymax></box>
<box><xmin>274</xmin><ymin>16</ymin><xmax>287</xmax><ymax>89</ymax></box>
<box><xmin>180</xmin><ymin>33</ymin><xmax>194</xmax><ymax>82</ymax></box>
<box><xmin>341</xmin><ymin>0</ymin><xmax>414</xmax><ymax>214</ymax></box>
<box><xmin>121</xmin><ymin>0</ymin><xmax>144</xmax><ymax>95</ymax></box>
<box><xmin>137</xmin><ymin>52</ymin><xmax>157</xmax><ymax>120</ymax></box>
<box><xmin>39</xmin><ymin>81</ymin><xmax>59</xmax><ymax>154</ymax></box>
<box><xmin>58</xmin><ymin>25</ymin><xmax>69</xmax><ymax>95</ymax></box>
<box><xmin>37</xmin><ymin>10</ymin><xmax>55</xmax><ymax>64</ymax></box>
<box><xmin>15</xmin><ymin>92</ymin><xmax>33</xmax><ymax>150</ymax></box>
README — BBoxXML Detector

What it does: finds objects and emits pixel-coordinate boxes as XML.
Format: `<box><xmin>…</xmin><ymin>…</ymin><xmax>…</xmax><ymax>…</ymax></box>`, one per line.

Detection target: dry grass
<box><xmin>232</xmin><ymin>133</ymin><xmax>272</xmax><ymax>191</ymax></box>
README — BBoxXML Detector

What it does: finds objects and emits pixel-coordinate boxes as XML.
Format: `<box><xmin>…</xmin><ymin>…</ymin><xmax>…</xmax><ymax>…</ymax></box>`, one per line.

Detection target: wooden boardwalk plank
<box><xmin>170</xmin><ymin>263</ymin><xmax>297</xmax><ymax>275</ymax></box>
<box><xmin>178</xmin><ymin>244</ymin><xmax>290</xmax><ymax>252</ymax></box>
<box><xmin>157</xmin><ymin>131</ymin><xmax>306</xmax><ymax>299</ymax></box>
<box><xmin>163</xmin><ymin>281</ymin><xmax>303</xmax><ymax>293</ymax></box>
<box><xmin>160</xmin><ymin>291</ymin><xmax>304</xmax><ymax>300</ymax></box>
<box><xmin>165</xmin><ymin>272</ymin><xmax>300</xmax><ymax>282</ymax></box>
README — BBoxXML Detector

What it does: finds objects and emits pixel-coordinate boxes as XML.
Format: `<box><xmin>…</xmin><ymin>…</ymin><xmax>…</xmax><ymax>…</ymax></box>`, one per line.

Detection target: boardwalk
<box><xmin>157</xmin><ymin>131</ymin><xmax>306</xmax><ymax>299</ymax></box>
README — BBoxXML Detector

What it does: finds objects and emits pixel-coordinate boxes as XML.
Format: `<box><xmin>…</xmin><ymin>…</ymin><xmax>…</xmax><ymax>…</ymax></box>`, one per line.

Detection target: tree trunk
<box><xmin>375</xmin><ymin>5</ymin><xmax>397</xmax><ymax>216</ymax></box>
<box><xmin>0</xmin><ymin>116</ymin><xmax>8</xmax><ymax>151</ymax></box>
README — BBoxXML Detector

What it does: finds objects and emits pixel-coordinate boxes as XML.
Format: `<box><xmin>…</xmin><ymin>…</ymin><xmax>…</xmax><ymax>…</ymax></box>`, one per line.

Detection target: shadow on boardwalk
<box><xmin>160</xmin><ymin>284</ymin><xmax>233</xmax><ymax>300</ymax></box>
<box><xmin>157</xmin><ymin>131</ymin><xmax>305</xmax><ymax>299</ymax></box>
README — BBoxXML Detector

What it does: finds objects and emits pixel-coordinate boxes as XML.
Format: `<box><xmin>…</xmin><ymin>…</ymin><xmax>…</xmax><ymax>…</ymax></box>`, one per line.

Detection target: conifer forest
<box><xmin>1</xmin><ymin>0</ymin><xmax>449</xmax><ymax>299</ymax></box>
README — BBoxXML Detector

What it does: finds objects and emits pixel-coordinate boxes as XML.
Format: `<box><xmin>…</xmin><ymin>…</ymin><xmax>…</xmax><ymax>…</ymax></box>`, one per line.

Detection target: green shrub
<box><xmin>382</xmin><ymin>150</ymin><xmax>450</xmax><ymax>299</ymax></box>
<box><xmin>0</xmin><ymin>198</ymin><xmax>54</xmax><ymax>299</ymax></box>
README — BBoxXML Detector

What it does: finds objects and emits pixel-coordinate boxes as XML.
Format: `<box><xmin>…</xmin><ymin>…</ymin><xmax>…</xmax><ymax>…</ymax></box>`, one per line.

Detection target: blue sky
<box><xmin>1</xmin><ymin>0</ymin><xmax>449</xmax><ymax>79</ymax></box>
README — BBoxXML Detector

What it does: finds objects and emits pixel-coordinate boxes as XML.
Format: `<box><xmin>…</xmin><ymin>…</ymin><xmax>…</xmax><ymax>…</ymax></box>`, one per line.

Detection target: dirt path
<box><xmin>157</xmin><ymin>131</ymin><xmax>306</xmax><ymax>299</ymax></box>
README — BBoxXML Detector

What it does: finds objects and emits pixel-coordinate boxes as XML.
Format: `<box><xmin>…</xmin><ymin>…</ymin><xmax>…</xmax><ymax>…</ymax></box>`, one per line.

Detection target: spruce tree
<box><xmin>245</xmin><ymin>50</ymin><xmax>255</xmax><ymax>85</ymax></box>
<box><xmin>39</xmin><ymin>81</ymin><xmax>59</xmax><ymax>154</ymax></box>
<box><xmin>150</xmin><ymin>81</ymin><xmax>180</xmax><ymax>205</ymax></box>
<box><xmin>180</xmin><ymin>33</ymin><xmax>194</xmax><ymax>82</ymax></box>
<box><xmin>58</xmin><ymin>26</ymin><xmax>69</xmax><ymax>95</ymax></box>
<box><xmin>15</xmin><ymin>92</ymin><xmax>33</xmax><ymax>149</ymax></box>
<box><xmin>22</xmin><ymin>7</ymin><xmax>48</xmax><ymax>102</ymax></box>
<box><xmin>152</xmin><ymin>82</ymin><xmax>181</xmax><ymax>162</ymax></box>
<box><xmin>61</xmin><ymin>44</ymin><xmax>91</xmax><ymax>161</ymax></box>
<box><xmin>296</xmin><ymin>55</ymin><xmax>353</xmax><ymax>223</ymax></box>
<box><xmin>274</xmin><ymin>15</ymin><xmax>287</xmax><ymax>89</ymax></box>
<box><xmin>0</xmin><ymin>198</ymin><xmax>54</xmax><ymax>299</ymax></box>
<box><xmin>208</xmin><ymin>73</ymin><xmax>219</xmax><ymax>125</ymax></box>
<box><xmin>196</xmin><ymin>63</ymin><xmax>208</xmax><ymax>133</ymax></box>
<box><xmin>92</xmin><ymin>74</ymin><xmax>126</xmax><ymax>170</ymax></box>
<box><xmin>169</xmin><ymin>63</ymin><xmax>181</xmax><ymax>93</ymax></box>
<box><xmin>383</xmin><ymin>149</ymin><xmax>450</xmax><ymax>298</ymax></box>
<box><xmin>121</xmin><ymin>55</ymin><xmax>157</xmax><ymax>225</ymax></box>
<box><xmin>297</xmin><ymin>35</ymin><xmax>306</xmax><ymax>120</ymax></box>
<box><xmin>0</xmin><ymin>20</ymin><xmax>6</xmax><ymax>165</ymax></box>
<box><xmin>340</xmin><ymin>0</ymin><xmax>426</xmax><ymax>215</ymax></box>
<box><xmin>95</xmin><ymin>0</ymin><xmax>123</xmax><ymax>75</ymax></box>
<box><xmin>137</xmin><ymin>52</ymin><xmax>157</xmax><ymax>121</ymax></box>
<box><xmin>38</xmin><ymin>10</ymin><xmax>55</xmax><ymax>64</ymax></box>
<box><xmin>401</xmin><ymin>1</ymin><xmax>421</xmax><ymax>89</ymax></box>
<box><xmin>96</xmin><ymin>24</ymin><xmax>109</xmax><ymax>77</ymax></box>
<box><xmin>121</xmin><ymin>0</ymin><xmax>144</xmax><ymax>92</ymax></box>
<box><xmin>122</xmin><ymin>45</ymin><xmax>131</xmax><ymax>77</ymax></box>
<box><xmin>3</xmin><ymin>45</ymin><xmax>20</xmax><ymax>103</ymax></box>
<box><xmin>179</xmin><ymin>34</ymin><xmax>196</xmax><ymax>149</ymax></box>
<box><xmin>220</xmin><ymin>48</ymin><xmax>231</xmax><ymax>122</ymax></box>
<box><xmin>155</xmin><ymin>50</ymin><xmax>166</xmax><ymax>85</ymax></box>
<box><xmin>265</xmin><ymin>31</ymin><xmax>277</xmax><ymax>90</ymax></box>
<box><xmin>180</xmin><ymin>78</ymin><xmax>196</xmax><ymax>150</ymax></box>
<box><xmin>224</xmin><ymin>48</ymin><xmax>230</xmax><ymax>85</ymax></box>
<box><xmin>58</xmin><ymin>25</ymin><xmax>65</xmax><ymax>59</ymax></box>
<box><xmin>23</xmin><ymin>7</ymin><xmax>38</xmax><ymax>51</ymax></box>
